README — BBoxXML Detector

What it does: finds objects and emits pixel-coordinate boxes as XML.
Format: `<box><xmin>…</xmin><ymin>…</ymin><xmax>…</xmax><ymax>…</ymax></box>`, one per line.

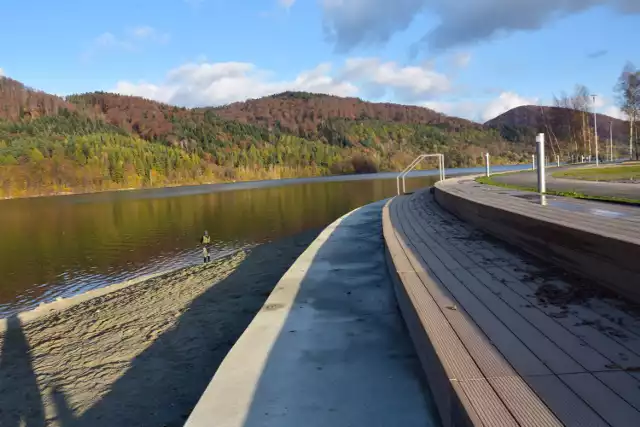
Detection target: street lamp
<box><xmin>610</xmin><ymin>121</ymin><xmax>613</xmax><ymax>162</ymax></box>
<box><xmin>591</xmin><ymin>94</ymin><xmax>599</xmax><ymax>166</ymax></box>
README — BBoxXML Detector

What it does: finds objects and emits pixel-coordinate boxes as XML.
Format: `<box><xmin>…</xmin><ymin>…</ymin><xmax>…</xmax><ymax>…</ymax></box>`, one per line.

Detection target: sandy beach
<box><xmin>0</xmin><ymin>229</ymin><xmax>319</xmax><ymax>427</ymax></box>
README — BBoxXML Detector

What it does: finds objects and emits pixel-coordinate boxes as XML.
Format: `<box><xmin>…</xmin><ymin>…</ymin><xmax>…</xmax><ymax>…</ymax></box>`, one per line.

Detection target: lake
<box><xmin>0</xmin><ymin>164</ymin><xmax>530</xmax><ymax>317</ymax></box>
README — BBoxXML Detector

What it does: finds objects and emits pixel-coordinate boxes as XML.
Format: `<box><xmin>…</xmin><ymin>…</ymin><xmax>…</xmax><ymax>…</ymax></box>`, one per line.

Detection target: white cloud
<box><xmin>279</xmin><ymin>0</ymin><xmax>296</xmax><ymax>7</ymax></box>
<box><xmin>603</xmin><ymin>105</ymin><xmax>625</xmax><ymax>120</ymax></box>
<box><xmin>130</xmin><ymin>26</ymin><xmax>170</xmax><ymax>43</ymax></box>
<box><xmin>340</xmin><ymin>57</ymin><xmax>451</xmax><ymax>101</ymax></box>
<box><xmin>84</xmin><ymin>27</ymin><xmax>169</xmax><ymax>60</ymax></box>
<box><xmin>94</xmin><ymin>32</ymin><xmax>133</xmax><ymax>50</ymax></box>
<box><xmin>321</xmin><ymin>0</ymin><xmax>640</xmax><ymax>53</ymax></box>
<box><xmin>482</xmin><ymin>92</ymin><xmax>539</xmax><ymax>121</ymax></box>
<box><xmin>113</xmin><ymin>58</ymin><xmax>451</xmax><ymax>107</ymax></box>
<box><xmin>453</xmin><ymin>52</ymin><xmax>471</xmax><ymax>68</ymax></box>
<box><xmin>424</xmin><ymin>91</ymin><xmax>539</xmax><ymax>122</ymax></box>
<box><xmin>0</xmin><ymin>68</ymin><xmax>4</xmax><ymax>77</ymax></box>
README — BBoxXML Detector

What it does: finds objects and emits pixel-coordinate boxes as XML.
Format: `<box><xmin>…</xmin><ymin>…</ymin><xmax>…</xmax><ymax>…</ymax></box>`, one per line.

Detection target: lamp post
<box><xmin>484</xmin><ymin>153</ymin><xmax>490</xmax><ymax>177</ymax></box>
<box><xmin>610</xmin><ymin>121</ymin><xmax>613</xmax><ymax>162</ymax></box>
<box><xmin>591</xmin><ymin>94</ymin><xmax>599</xmax><ymax>166</ymax></box>
<box><xmin>536</xmin><ymin>134</ymin><xmax>546</xmax><ymax>194</ymax></box>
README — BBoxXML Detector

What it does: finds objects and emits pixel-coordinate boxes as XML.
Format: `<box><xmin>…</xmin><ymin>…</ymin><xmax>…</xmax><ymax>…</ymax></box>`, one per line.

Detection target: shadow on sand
<box><xmin>0</xmin><ymin>229</ymin><xmax>320</xmax><ymax>427</ymax></box>
<box><xmin>187</xmin><ymin>201</ymin><xmax>441</xmax><ymax>427</ymax></box>
<box><xmin>0</xmin><ymin>316</ymin><xmax>47</xmax><ymax>427</ymax></box>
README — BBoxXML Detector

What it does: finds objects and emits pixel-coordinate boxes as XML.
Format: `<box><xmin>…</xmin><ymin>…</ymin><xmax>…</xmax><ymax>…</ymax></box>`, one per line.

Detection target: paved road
<box><xmin>492</xmin><ymin>165</ymin><xmax>640</xmax><ymax>200</ymax></box>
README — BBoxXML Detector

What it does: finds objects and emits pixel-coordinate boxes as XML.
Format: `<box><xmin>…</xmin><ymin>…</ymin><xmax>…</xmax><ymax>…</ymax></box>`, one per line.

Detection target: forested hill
<box><xmin>211</xmin><ymin>91</ymin><xmax>484</xmax><ymax>136</ymax></box>
<box><xmin>485</xmin><ymin>105</ymin><xmax>629</xmax><ymax>144</ymax></box>
<box><xmin>0</xmin><ymin>77</ymin><xmax>526</xmax><ymax>199</ymax></box>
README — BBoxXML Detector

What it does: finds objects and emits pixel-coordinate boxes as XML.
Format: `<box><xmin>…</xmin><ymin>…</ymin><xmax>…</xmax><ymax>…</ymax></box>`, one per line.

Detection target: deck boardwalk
<box><xmin>383</xmin><ymin>189</ymin><xmax>640</xmax><ymax>427</ymax></box>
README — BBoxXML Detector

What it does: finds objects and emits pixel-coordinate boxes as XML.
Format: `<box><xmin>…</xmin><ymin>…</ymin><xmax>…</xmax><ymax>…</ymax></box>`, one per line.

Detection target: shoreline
<box><xmin>0</xmin><ymin>162</ymin><xmax>531</xmax><ymax>201</ymax></box>
<box><xmin>0</xmin><ymin>229</ymin><xmax>319</xmax><ymax>427</ymax></box>
<box><xmin>0</xmin><ymin>249</ymin><xmax>245</xmax><ymax>331</ymax></box>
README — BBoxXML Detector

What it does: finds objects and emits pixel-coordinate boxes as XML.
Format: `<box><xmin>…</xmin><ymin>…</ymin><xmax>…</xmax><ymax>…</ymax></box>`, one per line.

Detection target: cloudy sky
<box><xmin>2</xmin><ymin>0</ymin><xmax>638</xmax><ymax>122</ymax></box>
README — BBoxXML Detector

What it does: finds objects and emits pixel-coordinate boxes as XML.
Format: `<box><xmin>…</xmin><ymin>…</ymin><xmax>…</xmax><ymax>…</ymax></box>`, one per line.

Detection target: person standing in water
<box><xmin>201</xmin><ymin>230</ymin><xmax>211</xmax><ymax>263</ymax></box>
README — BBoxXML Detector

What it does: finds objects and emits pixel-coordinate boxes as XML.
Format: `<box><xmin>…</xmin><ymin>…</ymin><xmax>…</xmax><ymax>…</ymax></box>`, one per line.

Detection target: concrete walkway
<box><xmin>492</xmin><ymin>166</ymin><xmax>640</xmax><ymax>200</ymax></box>
<box><xmin>185</xmin><ymin>200</ymin><xmax>440</xmax><ymax>427</ymax></box>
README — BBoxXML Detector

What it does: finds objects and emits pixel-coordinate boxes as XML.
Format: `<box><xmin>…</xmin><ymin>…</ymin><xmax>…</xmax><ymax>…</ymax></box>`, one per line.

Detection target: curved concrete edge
<box><xmin>0</xmin><ymin>249</ymin><xmax>243</xmax><ymax>334</ymax></box>
<box><xmin>434</xmin><ymin>177</ymin><xmax>640</xmax><ymax>303</ymax></box>
<box><xmin>184</xmin><ymin>200</ymin><xmax>439</xmax><ymax>427</ymax></box>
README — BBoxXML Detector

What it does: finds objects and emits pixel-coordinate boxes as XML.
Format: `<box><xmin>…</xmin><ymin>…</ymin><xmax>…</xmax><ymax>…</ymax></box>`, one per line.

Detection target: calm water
<box><xmin>0</xmin><ymin>164</ymin><xmax>530</xmax><ymax>317</ymax></box>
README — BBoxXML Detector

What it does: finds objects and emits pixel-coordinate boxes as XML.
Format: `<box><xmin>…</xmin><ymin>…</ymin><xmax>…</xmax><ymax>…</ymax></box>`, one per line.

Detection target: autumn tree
<box><xmin>615</xmin><ymin>62</ymin><xmax>640</xmax><ymax>160</ymax></box>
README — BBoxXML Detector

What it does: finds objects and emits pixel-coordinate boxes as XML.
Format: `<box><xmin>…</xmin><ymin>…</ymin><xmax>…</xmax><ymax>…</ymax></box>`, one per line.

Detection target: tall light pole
<box><xmin>610</xmin><ymin>121</ymin><xmax>613</xmax><ymax>162</ymax></box>
<box><xmin>591</xmin><ymin>94</ymin><xmax>599</xmax><ymax>166</ymax></box>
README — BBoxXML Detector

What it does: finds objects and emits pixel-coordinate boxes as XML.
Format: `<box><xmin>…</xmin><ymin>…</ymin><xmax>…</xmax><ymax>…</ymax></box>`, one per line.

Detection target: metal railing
<box><xmin>396</xmin><ymin>154</ymin><xmax>445</xmax><ymax>195</ymax></box>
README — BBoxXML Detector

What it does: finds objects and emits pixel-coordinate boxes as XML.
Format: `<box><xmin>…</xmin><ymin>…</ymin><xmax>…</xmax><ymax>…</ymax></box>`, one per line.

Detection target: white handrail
<box><xmin>396</xmin><ymin>154</ymin><xmax>445</xmax><ymax>195</ymax></box>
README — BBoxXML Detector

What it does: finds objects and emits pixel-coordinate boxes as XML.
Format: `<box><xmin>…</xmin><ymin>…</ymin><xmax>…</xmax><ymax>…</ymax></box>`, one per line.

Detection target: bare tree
<box><xmin>615</xmin><ymin>62</ymin><xmax>640</xmax><ymax>160</ymax></box>
<box><xmin>538</xmin><ymin>105</ymin><xmax>560</xmax><ymax>158</ymax></box>
<box><xmin>553</xmin><ymin>93</ymin><xmax>579</xmax><ymax>156</ymax></box>
<box><xmin>572</xmin><ymin>85</ymin><xmax>592</xmax><ymax>159</ymax></box>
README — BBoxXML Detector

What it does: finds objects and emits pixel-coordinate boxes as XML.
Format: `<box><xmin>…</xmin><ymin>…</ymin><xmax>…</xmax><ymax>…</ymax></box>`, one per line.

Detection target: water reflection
<box><xmin>0</xmin><ymin>176</ymin><xmax>437</xmax><ymax>317</ymax></box>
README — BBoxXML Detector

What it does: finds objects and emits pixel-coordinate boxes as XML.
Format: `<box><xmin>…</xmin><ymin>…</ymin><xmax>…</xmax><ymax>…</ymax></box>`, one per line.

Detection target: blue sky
<box><xmin>1</xmin><ymin>0</ymin><xmax>638</xmax><ymax>122</ymax></box>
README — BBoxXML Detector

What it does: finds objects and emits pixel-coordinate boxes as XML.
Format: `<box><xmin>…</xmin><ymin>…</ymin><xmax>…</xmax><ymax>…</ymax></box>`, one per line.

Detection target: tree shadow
<box><xmin>0</xmin><ymin>315</ymin><xmax>46</xmax><ymax>427</ymax></box>
<box><xmin>187</xmin><ymin>201</ymin><xmax>441</xmax><ymax>426</ymax></box>
<box><xmin>45</xmin><ymin>228</ymin><xmax>320</xmax><ymax>427</ymax></box>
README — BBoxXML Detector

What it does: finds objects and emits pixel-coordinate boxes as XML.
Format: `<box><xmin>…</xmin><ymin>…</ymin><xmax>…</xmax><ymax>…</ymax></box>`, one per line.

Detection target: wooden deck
<box><xmin>383</xmin><ymin>189</ymin><xmax>640</xmax><ymax>427</ymax></box>
<box><xmin>434</xmin><ymin>177</ymin><xmax>640</xmax><ymax>303</ymax></box>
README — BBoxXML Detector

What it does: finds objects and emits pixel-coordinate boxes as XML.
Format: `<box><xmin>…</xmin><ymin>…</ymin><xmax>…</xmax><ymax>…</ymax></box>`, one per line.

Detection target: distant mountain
<box><xmin>485</xmin><ymin>105</ymin><xmax>629</xmax><ymax>143</ymax></box>
<box><xmin>210</xmin><ymin>91</ymin><xmax>484</xmax><ymax>137</ymax></box>
<box><xmin>0</xmin><ymin>77</ymin><xmax>528</xmax><ymax>199</ymax></box>
<box><xmin>0</xmin><ymin>77</ymin><xmax>78</xmax><ymax>120</ymax></box>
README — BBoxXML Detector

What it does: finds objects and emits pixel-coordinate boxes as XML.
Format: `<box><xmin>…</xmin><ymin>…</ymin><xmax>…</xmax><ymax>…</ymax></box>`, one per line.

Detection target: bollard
<box><xmin>532</xmin><ymin>155</ymin><xmax>536</xmax><ymax>171</ymax></box>
<box><xmin>557</xmin><ymin>155</ymin><xmax>560</xmax><ymax>168</ymax></box>
<box><xmin>485</xmin><ymin>153</ymin><xmax>490</xmax><ymax>177</ymax></box>
<box><xmin>536</xmin><ymin>133</ymin><xmax>546</xmax><ymax>194</ymax></box>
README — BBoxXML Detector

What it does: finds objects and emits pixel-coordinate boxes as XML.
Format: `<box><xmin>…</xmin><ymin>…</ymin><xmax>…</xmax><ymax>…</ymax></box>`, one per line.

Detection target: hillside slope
<box><xmin>211</xmin><ymin>91</ymin><xmax>483</xmax><ymax>136</ymax></box>
<box><xmin>1</xmin><ymin>78</ymin><xmax>526</xmax><ymax>199</ymax></box>
<box><xmin>485</xmin><ymin>105</ymin><xmax>629</xmax><ymax>144</ymax></box>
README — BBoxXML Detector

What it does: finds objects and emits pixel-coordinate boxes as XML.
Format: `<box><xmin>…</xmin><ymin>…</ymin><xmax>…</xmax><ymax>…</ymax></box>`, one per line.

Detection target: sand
<box><xmin>0</xmin><ymin>229</ymin><xmax>319</xmax><ymax>427</ymax></box>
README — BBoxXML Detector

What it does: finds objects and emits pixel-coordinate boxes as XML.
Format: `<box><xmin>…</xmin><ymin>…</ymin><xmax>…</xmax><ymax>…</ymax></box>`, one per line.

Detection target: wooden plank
<box><xmin>456</xmin><ymin>379</ymin><xmax>521</xmax><ymax>427</ymax></box>
<box><xmin>417</xmin><ymin>192</ymin><xmax>637</xmax><ymax>375</ymax></box>
<box><xmin>448</xmin><ymin>187</ymin><xmax>640</xmax><ymax>239</ymax></box>
<box><xmin>595</xmin><ymin>371</ymin><xmax>640</xmax><ymax>412</ymax></box>
<box><xmin>384</xmin><ymin>199</ymin><xmax>519</xmax><ymax>426</ymax></box>
<box><xmin>385</xmin><ymin>189</ymin><xmax>640</xmax><ymax>427</ymax></box>
<box><xmin>487</xmin><ymin>376</ymin><xmax>561</xmax><ymax>427</ymax></box>
<box><xmin>397</xmin><ymin>197</ymin><xmax>553</xmax><ymax>378</ymax></box>
<box><xmin>559</xmin><ymin>373</ymin><xmax>640</xmax><ymax>427</ymax></box>
<box><xmin>439</xmin><ymin>182</ymin><xmax>640</xmax><ymax>239</ymax></box>
<box><xmin>524</xmin><ymin>375</ymin><xmax>608</xmax><ymax>427</ymax></box>
<box><xmin>406</xmin><ymin>197</ymin><xmax>587</xmax><ymax>375</ymax></box>
<box><xmin>480</xmin><ymin>265</ymin><xmax>640</xmax><ymax>369</ymax></box>
<box><xmin>466</xmin><ymin>267</ymin><xmax>613</xmax><ymax>372</ymax></box>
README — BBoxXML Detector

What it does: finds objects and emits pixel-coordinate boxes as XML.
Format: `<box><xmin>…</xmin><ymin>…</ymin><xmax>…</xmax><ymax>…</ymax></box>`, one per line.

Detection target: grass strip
<box><xmin>552</xmin><ymin>165</ymin><xmax>640</xmax><ymax>182</ymax></box>
<box><xmin>475</xmin><ymin>175</ymin><xmax>640</xmax><ymax>206</ymax></box>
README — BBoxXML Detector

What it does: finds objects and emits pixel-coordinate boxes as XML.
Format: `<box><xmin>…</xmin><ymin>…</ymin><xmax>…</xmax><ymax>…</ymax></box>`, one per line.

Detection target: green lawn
<box><xmin>475</xmin><ymin>175</ymin><xmax>640</xmax><ymax>206</ymax></box>
<box><xmin>552</xmin><ymin>165</ymin><xmax>640</xmax><ymax>182</ymax></box>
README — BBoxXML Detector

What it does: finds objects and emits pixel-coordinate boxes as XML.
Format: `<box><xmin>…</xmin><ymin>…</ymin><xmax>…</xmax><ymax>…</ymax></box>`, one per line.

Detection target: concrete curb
<box><xmin>184</xmin><ymin>200</ymin><xmax>438</xmax><ymax>427</ymax></box>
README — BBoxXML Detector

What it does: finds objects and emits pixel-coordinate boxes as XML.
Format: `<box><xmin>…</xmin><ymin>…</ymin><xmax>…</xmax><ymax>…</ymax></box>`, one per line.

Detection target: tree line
<box><xmin>545</xmin><ymin>62</ymin><xmax>640</xmax><ymax>161</ymax></box>
<box><xmin>0</xmin><ymin>84</ymin><xmax>530</xmax><ymax>198</ymax></box>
